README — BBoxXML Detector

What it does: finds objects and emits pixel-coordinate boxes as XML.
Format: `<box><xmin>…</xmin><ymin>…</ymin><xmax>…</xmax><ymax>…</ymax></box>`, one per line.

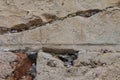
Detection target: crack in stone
<box><xmin>0</xmin><ymin>6</ymin><xmax>119</xmax><ymax>35</ymax></box>
<box><xmin>42</xmin><ymin>47</ymin><xmax>78</xmax><ymax>55</ymax></box>
<box><xmin>0</xmin><ymin>43</ymin><xmax>120</xmax><ymax>48</ymax></box>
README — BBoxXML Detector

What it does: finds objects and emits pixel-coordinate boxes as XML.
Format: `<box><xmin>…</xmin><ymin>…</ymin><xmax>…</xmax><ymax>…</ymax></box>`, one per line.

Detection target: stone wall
<box><xmin>0</xmin><ymin>0</ymin><xmax>119</xmax><ymax>46</ymax></box>
<box><xmin>0</xmin><ymin>0</ymin><xmax>120</xmax><ymax>80</ymax></box>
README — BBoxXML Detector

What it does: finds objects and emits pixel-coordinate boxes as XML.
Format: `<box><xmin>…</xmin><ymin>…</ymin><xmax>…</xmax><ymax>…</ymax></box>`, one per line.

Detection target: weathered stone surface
<box><xmin>0</xmin><ymin>0</ymin><xmax>119</xmax><ymax>27</ymax></box>
<box><xmin>0</xmin><ymin>51</ymin><xmax>17</xmax><ymax>80</ymax></box>
<box><xmin>0</xmin><ymin>1</ymin><xmax>120</xmax><ymax>80</ymax></box>
<box><xmin>36</xmin><ymin>51</ymin><xmax>66</xmax><ymax>80</ymax></box>
<box><xmin>36</xmin><ymin>50</ymin><xmax>120</xmax><ymax>80</ymax></box>
<box><xmin>0</xmin><ymin>33</ymin><xmax>22</xmax><ymax>45</ymax></box>
<box><xmin>0</xmin><ymin>0</ymin><xmax>119</xmax><ymax>45</ymax></box>
<box><xmin>0</xmin><ymin>28</ymin><xmax>41</xmax><ymax>45</ymax></box>
<box><xmin>21</xmin><ymin>28</ymin><xmax>41</xmax><ymax>44</ymax></box>
<box><xmin>41</xmin><ymin>8</ymin><xmax>120</xmax><ymax>44</ymax></box>
<box><xmin>84</xmin><ymin>9</ymin><xmax>120</xmax><ymax>44</ymax></box>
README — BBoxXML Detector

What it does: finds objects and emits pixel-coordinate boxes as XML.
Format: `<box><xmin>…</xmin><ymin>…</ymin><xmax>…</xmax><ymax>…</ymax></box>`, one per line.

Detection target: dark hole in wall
<box><xmin>76</xmin><ymin>9</ymin><xmax>102</xmax><ymax>17</ymax></box>
<box><xmin>10</xmin><ymin>23</ymin><xmax>29</xmax><ymax>33</ymax></box>
<box><xmin>42</xmin><ymin>47</ymin><xmax>79</xmax><ymax>68</ymax></box>
<box><xmin>100</xmin><ymin>49</ymin><xmax>112</xmax><ymax>53</ymax></box>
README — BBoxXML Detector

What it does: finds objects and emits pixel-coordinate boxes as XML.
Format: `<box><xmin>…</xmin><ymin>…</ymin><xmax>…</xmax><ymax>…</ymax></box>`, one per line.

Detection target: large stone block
<box><xmin>36</xmin><ymin>51</ymin><xmax>66</xmax><ymax>80</ymax></box>
<box><xmin>41</xmin><ymin>9</ymin><xmax>120</xmax><ymax>44</ymax></box>
<box><xmin>36</xmin><ymin>50</ymin><xmax>120</xmax><ymax>80</ymax></box>
<box><xmin>40</xmin><ymin>17</ymin><xmax>87</xmax><ymax>44</ymax></box>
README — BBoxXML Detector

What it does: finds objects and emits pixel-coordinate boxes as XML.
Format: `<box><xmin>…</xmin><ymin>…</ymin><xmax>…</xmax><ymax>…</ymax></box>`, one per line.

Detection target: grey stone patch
<box><xmin>0</xmin><ymin>51</ymin><xmax>17</xmax><ymax>79</ymax></box>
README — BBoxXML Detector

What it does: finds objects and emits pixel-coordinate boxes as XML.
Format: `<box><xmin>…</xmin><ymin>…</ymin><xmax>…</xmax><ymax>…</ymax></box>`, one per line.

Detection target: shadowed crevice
<box><xmin>0</xmin><ymin>9</ymin><xmax>103</xmax><ymax>35</ymax></box>
<box><xmin>42</xmin><ymin>47</ymin><xmax>79</xmax><ymax>68</ymax></box>
<box><xmin>6</xmin><ymin>48</ymin><xmax>39</xmax><ymax>80</ymax></box>
<box><xmin>0</xmin><ymin>4</ymin><xmax>119</xmax><ymax>35</ymax></box>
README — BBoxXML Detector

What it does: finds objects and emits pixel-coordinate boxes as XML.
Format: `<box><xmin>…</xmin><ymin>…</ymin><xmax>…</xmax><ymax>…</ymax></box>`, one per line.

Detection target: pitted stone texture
<box><xmin>41</xmin><ymin>9</ymin><xmax>120</xmax><ymax>44</ymax></box>
<box><xmin>36</xmin><ymin>51</ymin><xmax>66</xmax><ymax>80</ymax></box>
<box><xmin>0</xmin><ymin>51</ymin><xmax>17</xmax><ymax>80</ymax></box>
<box><xmin>73</xmin><ymin>51</ymin><xmax>120</xmax><ymax>80</ymax></box>
<box><xmin>0</xmin><ymin>0</ymin><xmax>119</xmax><ymax>27</ymax></box>
<box><xmin>36</xmin><ymin>51</ymin><xmax>120</xmax><ymax>80</ymax></box>
<box><xmin>75</xmin><ymin>51</ymin><xmax>120</xmax><ymax>66</ymax></box>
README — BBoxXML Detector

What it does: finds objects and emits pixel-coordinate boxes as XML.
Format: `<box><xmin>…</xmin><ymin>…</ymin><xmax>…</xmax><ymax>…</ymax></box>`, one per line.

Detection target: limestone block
<box><xmin>41</xmin><ymin>9</ymin><xmax>120</xmax><ymax>44</ymax></box>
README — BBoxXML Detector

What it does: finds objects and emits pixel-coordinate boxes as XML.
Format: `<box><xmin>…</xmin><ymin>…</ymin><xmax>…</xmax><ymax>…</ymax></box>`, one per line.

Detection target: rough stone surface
<box><xmin>0</xmin><ymin>8</ymin><xmax>120</xmax><ymax>45</ymax></box>
<box><xmin>0</xmin><ymin>1</ymin><xmax>119</xmax><ymax>45</ymax></box>
<box><xmin>0</xmin><ymin>0</ymin><xmax>119</xmax><ymax>27</ymax></box>
<box><xmin>36</xmin><ymin>51</ymin><xmax>120</xmax><ymax>80</ymax></box>
<box><xmin>0</xmin><ymin>28</ymin><xmax>41</xmax><ymax>45</ymax></box>
<box><xmin>0</xmin><ymin>0</ymin><xmax>120</xmax><ymax>80</ymax></box>
<box><xmin>0</xmin><ymin>51</ymin><xmax>17</xmax><ymax>80</ymax></box>
<box><xmin>41</xmin><ymin>9</ymin><xmax>120</xmax><ymax>44</ymax></box>
<box><xmin>36</xmin><ymin>51</ymin><xmax>65</xmax><ymax>80</ymax></box>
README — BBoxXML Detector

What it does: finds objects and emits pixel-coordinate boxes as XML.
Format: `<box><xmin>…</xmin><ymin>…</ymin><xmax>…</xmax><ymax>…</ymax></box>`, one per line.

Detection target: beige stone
<box><xmin>36</xmin><ymin>51</ymin><xmax>66</xmax><ymax>80</ymax></box>
<box><xmin>40</xmin><ymin>17</ymin><xmax>87</xmax><ymax>44</ymax></box>
<box><xmin>0</xmin><ymin>0</ymin><xmax>120</xmax><ymax>80</ymax></box>
<box><xmin>21</xmin><ymin>28</ymin><xmax>41</xmax><ymax>44</ymax></box>
<box><xmin>0</xmin><ymin>8</ymin><xmax>120</xmax><ymax>45</ymax></box>
<box><xmin>0</xmin><ymin>33</ymin><xmax>22</xmax><ymax>45</ymax></box>
<box><xmin>0</xmin><ymin>0</ymin><xmax>119</xmax><ymax>27</ymax></box>
<box><xmin>41</xmin><ymin>9</ymin><xmax>120</xmax><ymax>44</ymax></box>
<box><xmin>36</xmin><ymin>51</ymin><xmax>120</xmax><ymax>80</ymax></box>
<box><xmin>0</xmin><ymin>28</ymin><xmax>41</xmax><ymax>45</ymax></box>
